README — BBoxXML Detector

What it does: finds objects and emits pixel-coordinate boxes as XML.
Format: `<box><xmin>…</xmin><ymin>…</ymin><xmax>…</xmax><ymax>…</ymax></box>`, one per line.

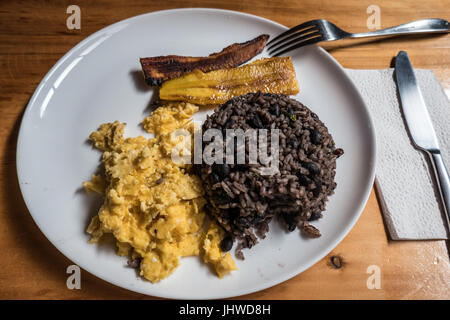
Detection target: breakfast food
<box><xmin>83</xmin><ymin>103</ymin><xmax>237</xmax><ymax>282</ymax></box>
<box><xmin>141</xmin><ymin>101</ymin><xmax>199</xmax><ymax>135</ymax></box>
<box><xmin>159</xmin><ymin>57</ymin><xmax>299</xmax><ymax>105</ymax></box>
<box><xmin>84</xmin><ymin>33</ymin><xmax>342</xmax><ymax>280</ymax></box>
<box><xmin>197</xmin><ymin>92</ymin><xmax>343</xmax><ymax>259</ymax></box>
<box><xmin>140</xmin><ymin>34</ymin><xmax>269</xmax><ymax>86</ymax></box>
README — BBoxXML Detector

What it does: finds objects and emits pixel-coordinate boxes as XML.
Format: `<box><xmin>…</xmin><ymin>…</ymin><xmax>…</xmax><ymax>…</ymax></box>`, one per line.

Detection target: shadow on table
<box><xmin>321</xmin><ymin>33</ymin><xmax>448</xmax><ymax>55</ymax></box>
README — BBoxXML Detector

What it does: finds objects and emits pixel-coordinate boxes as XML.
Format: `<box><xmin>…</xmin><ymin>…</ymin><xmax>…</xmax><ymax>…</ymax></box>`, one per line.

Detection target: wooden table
<box><xmin>1</xmin><ymin>0</ymin><xmax>449</xmax><ymax>300</ymax></box>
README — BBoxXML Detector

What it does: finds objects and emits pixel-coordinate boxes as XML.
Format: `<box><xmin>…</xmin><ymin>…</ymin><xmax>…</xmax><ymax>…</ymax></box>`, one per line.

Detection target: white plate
<box><xmin>17</xmin><ymin>8</ymin><xmax>376</xmax><ymax>299</ymax></box>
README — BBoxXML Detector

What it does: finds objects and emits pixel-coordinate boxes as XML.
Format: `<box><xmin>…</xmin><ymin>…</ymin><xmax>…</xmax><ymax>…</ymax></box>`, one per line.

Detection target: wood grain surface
<box><xmin>0</xmin><ymin>0</ymin><xmax>449</xmax><ymax>300</ymax></box>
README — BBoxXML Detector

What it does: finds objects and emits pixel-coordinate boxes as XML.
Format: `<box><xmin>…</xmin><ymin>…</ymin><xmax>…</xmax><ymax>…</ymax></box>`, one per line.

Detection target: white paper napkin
<box><xmin>345</xmin><ymin>68</ymin><xmax>449</xmax><ymax>240</ymax></box>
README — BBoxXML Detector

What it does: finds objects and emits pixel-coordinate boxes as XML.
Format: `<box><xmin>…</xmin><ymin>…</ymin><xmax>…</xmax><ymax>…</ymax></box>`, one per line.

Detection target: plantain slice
<box><xmin>159</xmin><ymin>57</ymin><xmax>299</xmax><ymax>105</ymax></box>
<box><xmin>140</xmin><ymin>35</ymin><xmax>269</xmax><ymax>86</ymax></box>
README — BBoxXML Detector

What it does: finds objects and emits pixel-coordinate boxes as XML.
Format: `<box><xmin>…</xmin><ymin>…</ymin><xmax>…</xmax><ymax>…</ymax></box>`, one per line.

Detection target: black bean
<box><xmin>252</xmin><ymin>113</ymin><xmax>264</xmax><ymax>128</ymax></box>
<box><xmin>251</xmin><ymin>212</ymin><xmax>266</xmax><ymax>225</ymax></box>
<box><xmin>310</xmin><ymin>128</ymin><xmax>322</xmax><ymax>145</ymax></box>
<box><xmin>288</xmin><ymin>139</ymin><xmax>299</xmax><ymax>149</ymax></box>
<box><xmin>213</xmin><ymin>163</ymin><xmax>230</xmax><ymax>179</ymax></box>
<box><xmin>298</xmin><ymin>174</ymin><xmax>311</xmax><ymax>186</ymax></box>
<box><xmin>225</xmin><ymin>121</ymin><xmax>233</xmax><ymax>129</ymax></box>
<box><xmin>211</xmin><ymin>173</ymin><xmax>221</xmax><ymax>183</ymax></box>
<box><xmin>270</xmin><ymin>104</ymin><xmax>280</xmax><ymax>116</ymax></box>
<box><xmin>228</xmin><ymin>207</ymin><xmax>240</xmax><ymax>218</ymax></box>
<box><xmin>283</xmin><ymin>213</ymin><xmax>297</xmax><ymax>232</ymax></box>
<box><xmin>333</xmin><ymin>148</ymin><xmax>344</xmax><ymax>157</ymax></box>
<box><xmin>236</xmin><ymin>217</ymin><xmax>251</xmax><ymax>229</ymax></box>
<box><xmin>220</xmin><ymin>236</ymin><xmax>233</xmax><ymax>252</ymax></box>
<box><xmin>313</xmin><ymin>178</ymin><xmax>322</xmax><ymax>197</ymax></box>
<box><xmin>313</xmin><ymin>176</ymin><xmax>322</xmax><ymax>185</ymax></box>
<box><xmin>288</xmin><ymin>108</ymin><xmax>294</xmax><ymax>116</ymax></box>
<box><xmin>287</xmin><ymin>223</ymin><xmax>297</xmax><ymax>232</ymax></box>
<box><xmin>127</xmin><ymin>258</ymin><xmax>141</xmax><ymax>268</ymax></box>
<box><xmin>308</xmin><ymin>212</ymin><xmax>322</xmax><ymax>221</ymax></box>
<box><xmin>215</xmin><ymin>193</ymin><xmax>232</xmax><ymax>204</ymax></box>
<box><xmin>303</xmin><ymin>162</ymin><xmax>320</xmax><ymax>175</ymax></box>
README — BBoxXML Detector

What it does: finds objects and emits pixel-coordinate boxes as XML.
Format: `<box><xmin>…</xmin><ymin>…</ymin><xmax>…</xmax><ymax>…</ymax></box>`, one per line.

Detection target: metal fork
<box><xmin>267</xmin><ymin>18</ymin><xmax>449</xmax><ymax>56</ymax></box>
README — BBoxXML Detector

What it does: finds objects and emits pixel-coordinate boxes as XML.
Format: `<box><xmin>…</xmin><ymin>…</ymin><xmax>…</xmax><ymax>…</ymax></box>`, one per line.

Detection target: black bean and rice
<box><xmin>197</xmin><ymin>92</ymin><xmax>343</xmax><ymax>259</ymax></box>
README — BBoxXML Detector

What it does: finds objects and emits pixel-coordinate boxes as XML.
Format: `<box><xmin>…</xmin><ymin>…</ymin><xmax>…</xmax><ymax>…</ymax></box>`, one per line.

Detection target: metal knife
<box><xmin>395</xmin><ymin>51</ymin><xmax>450</xmax><ymax>231</ymax></box>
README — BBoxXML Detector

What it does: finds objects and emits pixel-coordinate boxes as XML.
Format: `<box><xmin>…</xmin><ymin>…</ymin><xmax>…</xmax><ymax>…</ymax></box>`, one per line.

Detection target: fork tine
<box><xmin>268</xmin><ymin>29</ymin><xmax>320</xmax><ymax>53</ymax></box>
<box><xmin>270</xmin><ymin>35</ymin><xmax>323</xmax><ymax>56</ymax></box>
<box><xmin>267</xmin><ymin>20</ymin><xmax>320</xmax><ymax>46</ymax></box>
<box><xmin>268</xmin><ymin>31</ymin><xmax>322</xmax><ymax>55</ymax></box>
<box><xmin>267</xmin><ymin>25</ymin><xmax>317</xmax><ymax>50</ymax></box>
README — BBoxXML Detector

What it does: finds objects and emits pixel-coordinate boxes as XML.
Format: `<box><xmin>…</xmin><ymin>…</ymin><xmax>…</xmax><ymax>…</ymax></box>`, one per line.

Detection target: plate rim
<box><xmin>16</xmin><ymin>7</ymin><xmax>377</xmax><ymax>299</ymax></box>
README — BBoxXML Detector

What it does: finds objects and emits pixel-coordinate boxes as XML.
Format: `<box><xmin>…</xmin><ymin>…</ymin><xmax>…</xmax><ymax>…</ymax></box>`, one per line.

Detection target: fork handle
<box><xmin>350</xmin><ymin>18</ymin><xmax>449</xmax><ymax>38</ymax></box>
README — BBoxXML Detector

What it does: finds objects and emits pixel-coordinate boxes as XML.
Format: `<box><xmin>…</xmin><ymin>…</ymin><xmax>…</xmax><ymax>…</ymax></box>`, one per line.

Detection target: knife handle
<box><xmin>429</xmin><ymin>151</ymin><xmax>450</xmax><ymax>232</ymax></box>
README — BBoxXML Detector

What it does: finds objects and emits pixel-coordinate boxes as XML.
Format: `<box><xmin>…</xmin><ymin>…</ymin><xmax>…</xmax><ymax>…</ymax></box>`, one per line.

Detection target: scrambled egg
<box><xmin>84</xmin><ymin>103</ymin><xmax>237</xmax><ymax>282</ymax></box>
<box><xmin>203</xmin><ymin>223</ymin><xmax>237</xmax><ymax>277</ymax></box>
<box><xmin>142</xmin><ymin>102</ymin><xmax>199</xmax><ymax>135</ymax></box>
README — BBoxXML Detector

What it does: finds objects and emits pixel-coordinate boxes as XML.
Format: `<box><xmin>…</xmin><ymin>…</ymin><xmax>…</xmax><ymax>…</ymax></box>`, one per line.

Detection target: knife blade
<box><xmin>395</xmin><ymin>51</ymin><xmax>450</xmax><ymax>233</ymax></box>
<box><xmin>395</xmin><ymin>51</ymin><xmax>440</xmax><ymax>151</ymax></box>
